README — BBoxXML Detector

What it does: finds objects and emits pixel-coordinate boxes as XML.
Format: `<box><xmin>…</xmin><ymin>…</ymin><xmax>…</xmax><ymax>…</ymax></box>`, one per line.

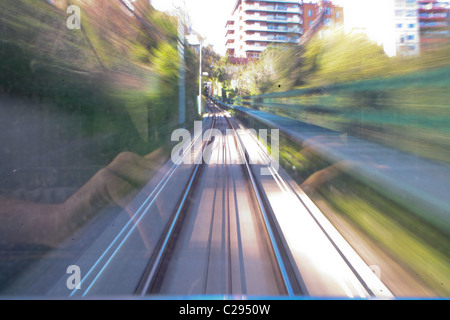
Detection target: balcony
<box><xmin>268</xmin><ymin>25</ymin><xmax>288</xmax><ymax>31</ymax></box>
<box><xmin>244</xmin><ymin>45</ymin><xmax>266</xmax><ymax>52</ymax></box>
<box><xmin>418</xmin><ymin>14</ymin><xmax>449</xmax><ymax>23</ymax></box>
<box><xmin>244</xmin><ymin>0</ymin><xmax>301</xmax><ymax>4</ymax></box>
<box><xmin>418</xmin><ymin>3</ymin><xmax>450</xmax><ymax>11</ymax></box>
<box><xmin>244</xmin><ymin>4</ymin><xmax>301</xmax><ymax>14</ymax></box>
<box><xmin>245</xmin><ymin>25</ymin><xmax>287</xmax><ymax>33</ymax></box>
<box><xmin>246</xmin><ymin>35</ymin><xmax>298</xmax><ymax>43</ymax></box>
<box><xmin>244</xmin><ymin>14</ymin><xmax>302</xmax><ymax>24</ymax></box>
<box><xmin>420</xmin><ymin>29</ymin><xmax>450</xmax><ymax>38</ymax></box>
<box><xmin>244</xmin><ymin>24</ymin><xmax>303</xmax><ymax>34</ymax></box>
<box><xmin>268</xmin><ymin>16</ymin><xmax>302</xmax><ymax>23</ymax></box>
<box><xmin>244</xmin><ymin>24</ymin><xmax>269</xmax><ymax>32</ymax></box>
<box><xmin>266</xmin><ymin>15</ymin><xmax>287</xmax><ymax>21</ymax></box>
<box><xmin>287</xmin><ymin>27</ymin><xmax>303</xmax><ymax>34</ymax></box>
<box><xmin>245</xmin><ymin>34</ymin><xmax>271</xmax><ymax>42</ymax></box>
<box><xmin>267</xmin><ymin>35</ymin><xmax>288</xmax><ymax>41</ymax></box>
<box><xmin>244</xmin><ymin>15</ymin><xmax>272</xmax><ymax>23</ymax></box>
<box><xmin>225</xmin><ymin>33</ymin><xmax>236</xmax><ymax>40</ymax></box>
<box><xmin>225</xmin><ymin>42</ymin><xmax>236</xmax><ymax>49</ymax></box>
<box><xmin>419</xmin><ymin>21</ymin><xmax>450</xmax><ymax>28</ymax></box>
<box><xmin>420</xmin><ymin>30</ymin><xmax>450</xmax><ymax>39</ymax></box>
<box><xmin>267</xmin><ymin>36</ymin><xmax>298</xmax><ymax>42</ymax></box>
<box><xmin>243</xmin><ymin>2</ymin><xmax>303</xmax><ymax>14</ymax></box>
<box><xmin>245</xmin><ymin>4</ymin><xmax>286</xmax><ymax>11</ymax></box>
<box><xmin>225</xmin><ymin>20</ymin><xmax>235</xmax><ymax>28</ymax></box>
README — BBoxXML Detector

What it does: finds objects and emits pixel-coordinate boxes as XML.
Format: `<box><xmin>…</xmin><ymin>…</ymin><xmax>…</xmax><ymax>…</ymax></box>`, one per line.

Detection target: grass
<box><xmin>318</xmin><ymin>175</ymin><xmax>450</xmax><ymax>296</ymax></box>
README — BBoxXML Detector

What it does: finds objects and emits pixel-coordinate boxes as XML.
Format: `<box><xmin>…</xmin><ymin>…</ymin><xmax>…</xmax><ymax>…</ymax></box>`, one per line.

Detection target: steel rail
<box><xmin>72</xmin><ymin>112</ymin><xmax>211</xmax><ymax>297</ymax></box>
<box><xmin>232</xmin><ymin>112</ymin><xmax>393</xmax><ymax>298</ymax></box>
<box><xmin>209</xmin><ymin>102</ymin><xmax>298</xmax><ymax>296</ymax></box>
<box><xmin>135</xmin><ymin>106</ymin><xmax>218</xmax><ymax>295</ymax></box>
<box><xmin>136</xmin><ymin>100</ymin><xmax>313</xmax><ymax>296</ymax></box>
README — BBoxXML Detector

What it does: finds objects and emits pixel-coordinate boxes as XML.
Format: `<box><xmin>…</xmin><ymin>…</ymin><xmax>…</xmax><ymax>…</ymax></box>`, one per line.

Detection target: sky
<box><xmin>150</xmin><ymin>0</ymin><xmax>237</xmax><ymax>55</ymax></box>
<box><xmin>340</xmin><ymin>0</ymin><xmax>396</xmax><ymax>56</ymax></box>
<box><xmin>150</xmin><ymin>0</ymin><xmax>396</xmax><ymax>56</ymax></box>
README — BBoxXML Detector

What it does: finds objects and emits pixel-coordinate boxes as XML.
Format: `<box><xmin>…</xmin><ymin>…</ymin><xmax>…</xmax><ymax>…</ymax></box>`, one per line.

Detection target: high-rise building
<box><xmin>393</xmin><ymin>0</ymin><xmax>421</xmax><ymax>56</ymax></box>
<box><xmin>418</xmin><ymin>0</ymin><xmax>450</xmax><ymax>52</ymax></box>
<box><xmin>393</xmin><ymin>0</ymin><xmax>450</xmax><ymax>56</ymax></box>
<box><xmin>303</xmin><ymin>1</ymin><xmax>343</xmax><ymax>34</ymax></box>
<box><xmin>225</xmin><ymin>0</ymin><xmax>342</xmax><ymax>61</ymax></box>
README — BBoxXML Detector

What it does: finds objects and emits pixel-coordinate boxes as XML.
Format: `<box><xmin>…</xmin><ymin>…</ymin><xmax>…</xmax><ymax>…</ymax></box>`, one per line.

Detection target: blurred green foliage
<box><xmin>248</xmin><ymin>66</ymin><xmax>450</xmax><ymax>165</ymax></box>
<box><xmin>0</xmin><ymin>0</ymin><xmax>198</xmax><ymax>187</ymax></box>
<box><xmin>301</xmin><ymin>31</ymin><xmax>390</xmax><ymax>86</ymax></box>
<box><xmin>318</xmin><ymin>172</ymin><xmax>450</xmax><ymax>296</ymax></box>
<box><xmin>217</xmin><ymin>28</ymin><xmax>450</xmax><ymax>96</ymax></box>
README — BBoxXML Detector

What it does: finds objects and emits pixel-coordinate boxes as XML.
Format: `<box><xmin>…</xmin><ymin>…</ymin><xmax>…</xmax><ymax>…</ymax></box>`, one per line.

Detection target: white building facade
<box><xmin>225</xmin><ymin>0</ymin><xmax>305</xmax><ymax>59</ymax></box>
<box><xmin>394</xmin><ymin>0</ymin><xmax>421</xmax><ymax>56</ymax></box>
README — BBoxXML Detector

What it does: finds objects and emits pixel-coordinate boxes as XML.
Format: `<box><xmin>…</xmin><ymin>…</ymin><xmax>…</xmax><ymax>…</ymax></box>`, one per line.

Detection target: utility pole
<box><xmin>185</xmin><ymin>34</ymin><xmax>202</xmax><ymax>116</ymax></box>
<box><xmin>198</xmin><ymin>41</ymin><xmax>202</xmax><ymax>116</ymax></box>
<box><xmin>177</xmin><ymin>10</ymin><xmax>186</xmax><ymax>126</ymax></box>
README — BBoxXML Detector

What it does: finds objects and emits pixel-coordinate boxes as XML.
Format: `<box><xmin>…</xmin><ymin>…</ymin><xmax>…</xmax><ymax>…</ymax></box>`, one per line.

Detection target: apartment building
<box><xmin>394</xmin><ymin>0</ymin><xmax>421</xmax><ymax>56</ymax></box>
<box><xmin>394</xmin><ymin>0</ymin><xmax>450</xmax><ymax>56</ymax></box>
<box><xmin>303</xmin><ymin>1</ymin><xmax>343</xmax><ymax>33</ymax></box>
<box><xmin>418</xmin><ymin>0</ymin><xmax>450</xmax><ymax>51</ymax></box>
<box><xmin>225</xmin><ymin>0</ymin><xmax>342</xmax><ymax>60</ymax></box>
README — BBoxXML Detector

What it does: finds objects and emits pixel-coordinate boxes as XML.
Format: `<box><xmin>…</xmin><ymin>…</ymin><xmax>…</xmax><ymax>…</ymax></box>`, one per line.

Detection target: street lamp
<box><xmin>186</xmin><ymin>34</ymin><xmax>203</xmax><ymax>116</ymax></box>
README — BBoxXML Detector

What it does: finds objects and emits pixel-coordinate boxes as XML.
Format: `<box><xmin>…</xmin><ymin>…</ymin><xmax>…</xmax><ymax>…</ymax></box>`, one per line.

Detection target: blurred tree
<box><xmin>201</xmin><ymin>44</ymin><xmax>221</xmax><ymax>80</ymax></box>
<box><xmin>217</xmin><ymin>30</ymin><xmax>392</xmax><ymax>96</ymax></box>
<box><xmin>307</xmin><ymin>30</ymin><xmax>391</xmax><ymax>85</ymax></box>
<box><xmin>225</xmin><ymin>45</ymin><xmax>297</xmax><ymax>95</ymax></box>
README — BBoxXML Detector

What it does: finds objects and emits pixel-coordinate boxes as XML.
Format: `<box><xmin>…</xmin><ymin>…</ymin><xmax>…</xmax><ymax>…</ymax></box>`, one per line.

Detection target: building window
<box><xmin>408</xmin><ymin>23</ymin><xmax>415</xmax><ymax>28</ymax></box>
<box><xmin>324</xmin><ymin>8</ymin><xmax>331</xmax><ymax>15</ymax></box>
<box><xmin>324</xmin><ymin>18</ymin><xmax>331</xmax><ymax>26</ymax></box>
<box><xmin>308</xmin><ymin>9</ymin><xmax>313</xmax><ymax>17</ymax></box>
<box><xmin>309</xmin><ymin>21</ymin><xmax>312</xmax><ymax>27</ymax></box>
<box><xmin>406</xmin><ymin>0</ymin><xmax>416</xmax><ymax>8</ymax></box>
<box><xmin>396</xmin><ymin>23</ymin><xmax>403</xmax><ymax>28</ymax></box>
<box><xmin>336</xmin><ymin>11</ymin><xmax>340</xmax><ymax>19</ymax></box>
<box><xmin>406</xmin><ymin>10</ymin><xmax>416</xmax><ymax>17</ymax></box>
<box><xmin>395</xmin><ymin>10</ymin><xmax>404</xmax><ymax>17</ymax></box>
<box><xmin>407</xmin><ymin>35</ymin><xmax>415</xmax><ymax>40</ymax></box>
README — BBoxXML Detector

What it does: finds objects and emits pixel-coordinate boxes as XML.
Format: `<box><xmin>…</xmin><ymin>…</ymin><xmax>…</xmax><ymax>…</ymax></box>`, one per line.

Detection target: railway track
<box><xmin>132</xmin><ymin>99</ymin><xmax>392</xmax><ymax>298</ymax></box>
<box><xmin>136</xmin><ymin>102</ymin><xmax>295</xmax><ymax>296</ymax></box>
<box><xmin>8</xmin><ymin>99</ymin><xmax>393</xmax><ymax>298</ymax></box>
